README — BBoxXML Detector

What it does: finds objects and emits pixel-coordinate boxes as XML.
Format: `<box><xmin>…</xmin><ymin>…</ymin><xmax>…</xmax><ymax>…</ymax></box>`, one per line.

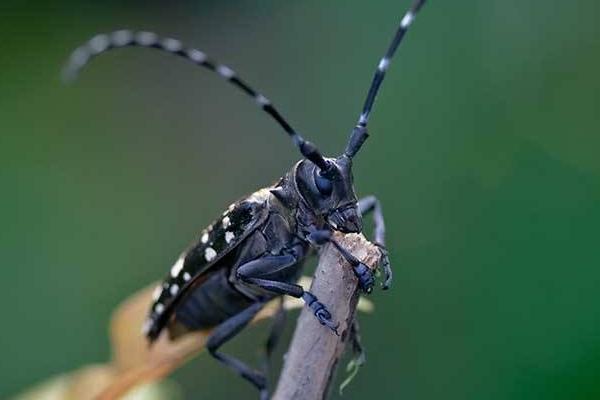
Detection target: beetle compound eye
<box><xmin>314</xmin><ymin>170</ymin><xmax>333</xmax><ymax>196</ymax></box>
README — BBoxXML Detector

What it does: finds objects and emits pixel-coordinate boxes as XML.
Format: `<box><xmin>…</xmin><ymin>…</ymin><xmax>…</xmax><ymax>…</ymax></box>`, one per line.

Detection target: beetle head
<box><xmin>294</xmin><ymin>155</ymin><xmax>361</xmax><ymax>233</ymax></box>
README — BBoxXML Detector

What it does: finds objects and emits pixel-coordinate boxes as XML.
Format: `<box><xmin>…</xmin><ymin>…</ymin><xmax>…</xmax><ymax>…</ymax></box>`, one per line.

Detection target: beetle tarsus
<box><xmin>352</xmin><ymin>262</ymin><xmax>375</xmax><ymax>293</ymax></box>
<box><xmin>303</xmin><ymin>291</ymin><xmax>338</xmax><ymax>333</ymax></box>
<box><xmin>309</xmin><ymin>228</ymin><xmax>377</xmax><ymax>293</ymax></box>
<box><xmin>375</xmin><ymin>244</ymin><xmax>392</xmax><ymax>290</ymax></box>
<box><xmin>358</xmin><ymin>195</ymin><xmax>392</xmax><ymax>289</ymax></box>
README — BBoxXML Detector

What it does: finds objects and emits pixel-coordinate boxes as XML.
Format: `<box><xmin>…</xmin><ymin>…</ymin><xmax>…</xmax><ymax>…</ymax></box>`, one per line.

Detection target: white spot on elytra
<box><xmin>204</xmin><ymin>247</ymin><xmax>217</xmax><ymax>261</ymax></box>
<box><xmin>170</xmin><ymin>284</ymin><xmax>179</xmax><ymax>296</ymax></box>
<box><xmin>228</xmin><ymin>203</ymin><xmax>236</xmax><ymax>211</ymax></box>
<box><xmin>378</xmin><ymin>57</ymin><xmax>390</xmax><ymax>72</ymax></box>
<box><xmin>155</xmin><ymin>303</ymin><xmax>165</xmax><ymax>314</ymax></box>
<box><xmin>401</xmin><ymin>11</ymin><xmax>415</xmax><ymax>28</ymax></box>
<box><xmin>225</xmin><ymin>231</ymin><xmax>235</xmax><ymax>243</ymax></box>
<box><xmin>222</xmin><ymin>216</ymin><xmax>231</xmax><ymax>229</ymax></box>
<box><xmin>217</xmin><ymin>65</ymin><xmax>235</xmax><ymax>79</ymax></box>
<box><xmin>141</xmin><ymin>318</ymin><xmax>152</xmax><ymax>335</ymax></box>
<box><xmin>170</xmin><ymin>257</ymin><xmax>184</xmax><ymax>278</ymax></box>
<box><xmin>201</xmin><ymin>232</ymin><xmax>209</xmax><ymax>244</ymax></box>
<box><xmin>152</xmin><ymin>285</ymin><xmax>162</xmax><ymax>301</ymax></box>
<box><xmin>183</xmin><ymin>272</ymin><xmax>191</xmax><ymax>281</ymax></box>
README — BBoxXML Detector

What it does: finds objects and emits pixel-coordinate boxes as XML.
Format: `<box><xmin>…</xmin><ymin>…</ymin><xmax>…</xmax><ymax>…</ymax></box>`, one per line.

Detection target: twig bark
<box><xmin>272</xmin><ymin>232</ymin><xmax>381</xmax><ymax>400</ymax></box>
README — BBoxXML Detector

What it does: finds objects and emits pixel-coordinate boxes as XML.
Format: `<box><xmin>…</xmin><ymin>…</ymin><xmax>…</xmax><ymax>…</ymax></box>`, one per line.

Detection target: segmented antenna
<box><xmin>345</xmin><ymin>0</ymin><xmax>427</xmax><ymax>158</ymax></box>
<box><xmin>63</xmin><ymin>30</ymin><xmax>331</xmax><ymax>172</ymax></box>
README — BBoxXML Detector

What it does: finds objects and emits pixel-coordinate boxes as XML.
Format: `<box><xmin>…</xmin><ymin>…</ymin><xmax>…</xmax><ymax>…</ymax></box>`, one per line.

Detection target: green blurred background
<box><xmin>2</xmin><ymin>0</ymin><xmax>600</xmax><ymax>398</ymax></box>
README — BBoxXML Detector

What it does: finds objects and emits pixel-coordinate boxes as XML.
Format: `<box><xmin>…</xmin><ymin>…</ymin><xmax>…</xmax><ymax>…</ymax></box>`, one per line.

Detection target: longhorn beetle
<box><xmin>63</xmin><ymin>0</ymin><xmax>427</xmax><ymax>398</ymax></box>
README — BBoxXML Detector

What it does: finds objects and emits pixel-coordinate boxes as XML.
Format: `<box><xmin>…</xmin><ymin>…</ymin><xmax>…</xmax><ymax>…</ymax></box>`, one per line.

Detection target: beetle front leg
<box><xmin>307</xmin><ymin>229</ymin><xmax>376</xmax><ymax>293</ymax></box>
<box><xmin>358</xmin><ymin>195</ymin><xmax>392</xmax><ymax>289</ymax></box>
<box><xmin>236</xmin><ymin>254</ymin><xmax>339</xmax><ymax>334</ymax></box>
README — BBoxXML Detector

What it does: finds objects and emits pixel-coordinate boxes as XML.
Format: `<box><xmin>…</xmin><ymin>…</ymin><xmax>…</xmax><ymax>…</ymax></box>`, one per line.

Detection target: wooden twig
<box><xmin>272</xmin><ymin>232</ymin><xmax>381</xmax><ymax>400</ymax></box>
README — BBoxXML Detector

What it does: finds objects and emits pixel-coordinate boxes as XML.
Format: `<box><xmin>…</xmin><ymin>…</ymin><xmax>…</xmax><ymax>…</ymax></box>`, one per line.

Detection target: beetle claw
<box><xmin>315</xmin><ymin>307</ymin><xmax>338</xmax><ymax>334</ymax></box>
<box><xmin>353</xmin><ymin>262</ymin><xmax>375</xmax><ymax>294</ymax></box>
<box><xmin>304</xmin><ymin>292</ymin><xmax>338</xmax><ymax>334</ymax></box>
<box><xmin>374</xmin><ymin>244</ymin><xmax>392</xmax><ymax>291</ymax></box>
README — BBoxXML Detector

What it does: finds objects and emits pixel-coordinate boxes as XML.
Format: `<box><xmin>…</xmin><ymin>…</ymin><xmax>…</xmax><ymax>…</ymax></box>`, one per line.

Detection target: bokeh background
<box><xmin>2</xmin><ymin>0</ymin><xmax>600</xmax><ymax>399</ymax></box>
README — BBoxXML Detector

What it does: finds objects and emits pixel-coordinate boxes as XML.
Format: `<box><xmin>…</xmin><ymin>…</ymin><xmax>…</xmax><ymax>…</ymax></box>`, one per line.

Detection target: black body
<box><xmin>144</xmin><ymin>159</ymin><xmax>369</xmax><ymax>342</ymax></box>
<box><xmin>62</xmin><ymin>1</ymin><xmax>427</xmax><ymax>398</ymax></box>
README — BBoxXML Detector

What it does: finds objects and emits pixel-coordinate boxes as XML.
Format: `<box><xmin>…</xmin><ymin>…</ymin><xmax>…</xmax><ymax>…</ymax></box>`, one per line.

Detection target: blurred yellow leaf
<box><xmin>11</xmin><ymin>365</ymin><xmax>181</xmax><ymax>400</ymax></box>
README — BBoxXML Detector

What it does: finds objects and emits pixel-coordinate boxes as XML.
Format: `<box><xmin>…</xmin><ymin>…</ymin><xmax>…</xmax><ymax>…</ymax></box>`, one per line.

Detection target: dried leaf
<box><xmin>11</xmin><ymin>366</ymin><xmax>180</xmax><ymax>400</ymax></box>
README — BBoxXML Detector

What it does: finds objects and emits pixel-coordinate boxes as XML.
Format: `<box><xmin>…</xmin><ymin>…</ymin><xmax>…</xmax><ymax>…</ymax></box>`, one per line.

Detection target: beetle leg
<box><xmin>301</xmin><ymin>291</ymin><xmax>339</xmax><ymax>334</ymax></box>
<box><xmin>237</xmin><ymin>255</ymin><xmax>339</xmax><ymax>334</ymax></box>
<box><xmin>358</xmin><ymin>195</ymin><xmax>386</xmax><ymax>245</ymax></box>
<box><xmin>330</xmin><ymin>240</ymin><xmax>376</xmax><ymax>294</ymax></box>
<box><xmin>206</xmin><ymin>301</ymin><xmax>269</xmax><ymax>398</ymax></box>
<box><xmin>307</xmin><ymin>229</ymin><xmax>376</xmax><ymax>293</ymax></box>
<box><xmin>358</xmin><ymin>195</ymin><xmax>392</xmax><ymax>289</ymax></box>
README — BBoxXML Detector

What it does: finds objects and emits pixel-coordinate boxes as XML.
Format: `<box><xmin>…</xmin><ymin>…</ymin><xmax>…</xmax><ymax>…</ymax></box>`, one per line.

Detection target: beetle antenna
<box><xmin>62</xmin><ymin>30</ymin><xmax>332</xmax><ymax>172</ymax></box>
<box><xmin>345</xmin><ymin>0</ymin><xmax>427</xmax><ymax>158</ymax></box>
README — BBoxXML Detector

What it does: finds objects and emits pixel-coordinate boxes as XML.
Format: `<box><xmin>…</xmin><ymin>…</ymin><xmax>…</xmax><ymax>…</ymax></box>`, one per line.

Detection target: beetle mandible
<box><xmin>63</xmin><ymin>0</ymin><xmax>426</xmax><ymax>398</ymax></box>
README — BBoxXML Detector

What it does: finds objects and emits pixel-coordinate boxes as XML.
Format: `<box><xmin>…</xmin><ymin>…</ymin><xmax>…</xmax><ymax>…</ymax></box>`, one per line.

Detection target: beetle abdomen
<box><xmin>172</xmin><ymin>268</ymin><xmax>257</xmax><ymax>333</ymax></box>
